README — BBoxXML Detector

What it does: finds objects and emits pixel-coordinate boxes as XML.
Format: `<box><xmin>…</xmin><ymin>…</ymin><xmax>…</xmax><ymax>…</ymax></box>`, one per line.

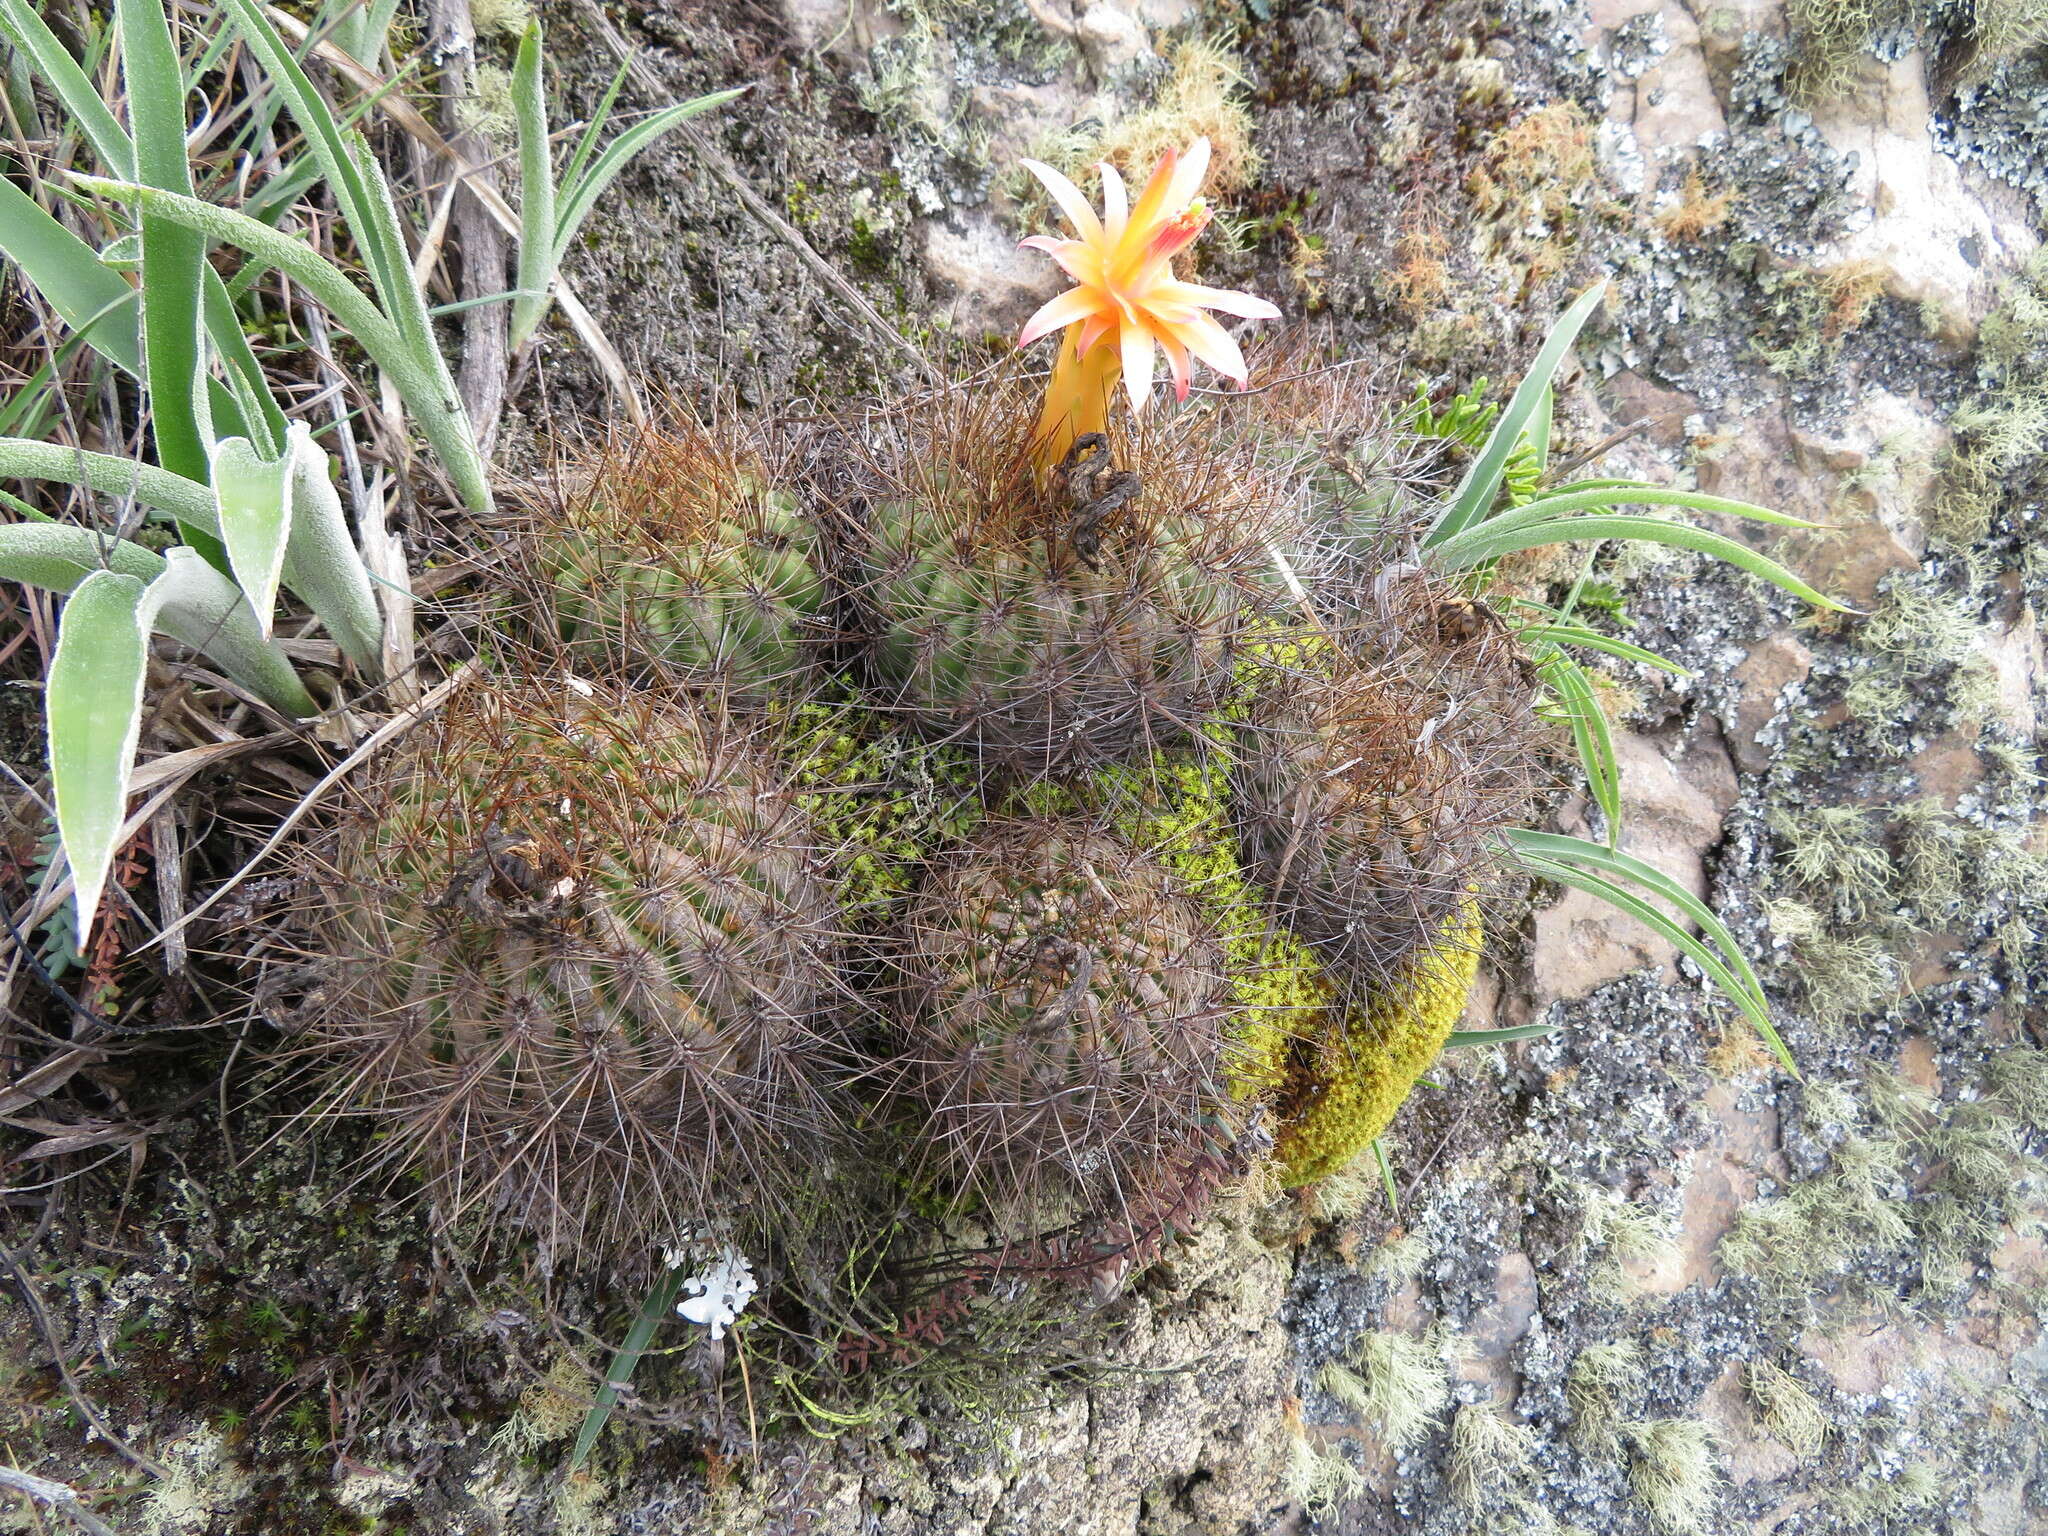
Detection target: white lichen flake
<box><xmin>675</xmin><ymin>1247</ymin><xmax>758</xmax><ymax>1341</ymax></box>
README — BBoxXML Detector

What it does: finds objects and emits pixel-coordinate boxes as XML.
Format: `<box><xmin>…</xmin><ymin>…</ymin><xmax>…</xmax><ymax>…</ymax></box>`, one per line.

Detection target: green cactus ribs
<box><xmin>288</xmin><ymin>675</ymin><xmax>845</xmax><ymax>1274</ymax></box>
<box><xmin>531</xmin><ymin>417</ymin><xmax>830</xmax><ymax>701</ymax></box>
<box><xmin>889</xmin><ymin>816</ymin><xmax>1243</xmax><ymax>1219</ymax></box>
<box><xmin>840</xmin><ymin>375</ymin><xmax>1297</xmax><ymax>779</ymax></box>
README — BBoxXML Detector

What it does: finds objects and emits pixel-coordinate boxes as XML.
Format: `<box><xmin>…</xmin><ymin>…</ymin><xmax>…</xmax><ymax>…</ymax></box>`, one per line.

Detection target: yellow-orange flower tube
<box><xmin>1017</xmin><ymin>137</ymin><xmax>1280</xmax><ymax>466</ymax></box>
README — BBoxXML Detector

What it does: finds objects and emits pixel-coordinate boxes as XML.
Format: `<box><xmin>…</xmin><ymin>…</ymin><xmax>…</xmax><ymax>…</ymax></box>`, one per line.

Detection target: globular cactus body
<box><xmin>840</xmin><ymin>382</ymin><xmax>1292</xmax><ymax>779</ymax></box>
<box><xmin>892</xmin><ymin>818</ymin><xmax>1235</xmax><ymax>1212</ymax></box>
<box><xmin>1233</xmin><ymin>575</ymin><xmax>1545</xmax><ymax>990</ymax></box>
<box><xmin>537</xmin><ymin>422</ymin><xmax>828</xmax><ymax>700</ymax></box>
<box><xmin>294</xmin><ymin>679</ymin><xmax>842</xmax><ymax>1266</ymax></box>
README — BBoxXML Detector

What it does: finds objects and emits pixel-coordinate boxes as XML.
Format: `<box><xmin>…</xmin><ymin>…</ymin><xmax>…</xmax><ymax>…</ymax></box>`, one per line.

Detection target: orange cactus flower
<box><xmin>1017</xmin><ymin>136</ymin><xmax>1280</xmax><ymax>467</ymax></box>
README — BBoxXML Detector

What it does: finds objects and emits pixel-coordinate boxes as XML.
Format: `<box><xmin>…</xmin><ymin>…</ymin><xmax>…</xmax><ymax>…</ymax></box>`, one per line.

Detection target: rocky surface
<box><xmin>3</xmin><ymin>2</ymin><xmax>2044</xmax><ymax>1533</ymax></box>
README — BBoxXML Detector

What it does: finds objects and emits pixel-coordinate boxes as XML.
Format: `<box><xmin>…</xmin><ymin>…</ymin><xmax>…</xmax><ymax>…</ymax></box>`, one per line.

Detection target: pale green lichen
<box><xmin>1934</xmin><ymin>247</ymin><xmax>2048</xmax><ymax>543</ymax></box>
<box><xmin>1745</xmin><ymin>1358</ymin><xmax>1828</xmax><ymax>1457</ymax></box>
<box><xmin>1320</xmin><ymin>1326</ymin><xmax>1453</xmax><ymax>1454</ymax></box>
<box><xmin>1566</xmin><ymin>1341</ymin><xmax>1644</xmax><ymax>1457</ymax></box>
<box><xmin>1448</xmin><ymin>1399</ymin><xmax>1536</xmax><ymax>1506</ymax></box>
<box><xmin>1283</xmin><ymin>1426</ymin><xmax>1365</xmax><ymax>1516</ymax></box>
<box><xmin>1784</xmin><ymin>0</ymin><xmax>1904</xmax><ymax>104</ymax></box>
<box><xmin>1576</xmin><ymin>1185</ymin><xmax>1680</xmax><ymax>1301</ymax></box>
<box><xmin>1827</xmin><ymin>1461</ymin><xmax>1942</xmax><ymax>1526</ymax></box>
<box><xmin>1622</xmin><ymin>1417</ymin><xmax>1722</xmax><ymax>1534</ymax></box>
<box><xmin>1720</xmin><ymin>1133</ymin><xmax>1913</xmax><ymax>1294</ymax></box>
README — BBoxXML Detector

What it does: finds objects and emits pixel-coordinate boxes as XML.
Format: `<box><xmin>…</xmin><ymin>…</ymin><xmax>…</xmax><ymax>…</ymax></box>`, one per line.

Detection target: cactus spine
<box><xmin>294</xmin><ymin>678</ymin><xmax>842</xmax><ymax>1267</ymax></box>
<box><xmin>536</xmin><ymin>421</ymin><xmax>828</xmax><ymax>700</ymax></box>
<box><xmin>892</xmin><ymin>818</ymin><xmax>1236</xmax><ymax>1212</ymax></box>
<box><xmin>840</xmin><ymin>379</ymin><xmax>1290</xmax><ymax>778</ymax></box>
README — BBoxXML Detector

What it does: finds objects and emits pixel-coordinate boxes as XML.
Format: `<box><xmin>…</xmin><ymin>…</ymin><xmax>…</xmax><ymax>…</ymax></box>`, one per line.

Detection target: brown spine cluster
<box><xmin>889</xmin><ymin>817</ymin><xmax>1237</xmax><ymax>1216</ymax></box>
<box><xmin>1234</xmin><ymin>564</ymin><xmax>1548</xmax><ymax>991</ymax></box>
<box><xmin>825</xmin><ymin>370</ymin><xmax>1300</xmax><ymax>779</ymax></box>
<box><xmin>285</xmin><ymin>678</ymin><xmax>844</xmax><ymax>1272</ymax></box>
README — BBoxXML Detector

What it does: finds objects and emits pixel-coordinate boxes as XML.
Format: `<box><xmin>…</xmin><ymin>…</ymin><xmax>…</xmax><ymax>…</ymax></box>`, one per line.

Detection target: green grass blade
<box><xmin>70</xmin><ymin>177</ymin><xmax>491</xmax><ymax>514</ymax></box>
<box><xmin>1431</xmin><ymin>513</ymin><xmax>1843</xmax><ymax>610</ymax></box>
<box><xmin>117</xmin><ymin>0</ymin><xmax>213</xmax><ymax>497</ymax></box>
<box><xmin>216</xmin><ymin>0</ymin><xmax>410</xmax><ymax>311</ymax></box>
<box><xmin>1506</xmin><ymin>830</ymin><xmax>1795</xmax><ymax>1075</ymax></box>
<box><xmin>330</xmin><ymin>0</ymin><xmax>402</xmax><ymax>63</ymax></box>
<box><xmin>201</xmin><ymin>267</ymin><xmax>287</xmax><ymax>454</ymax></box>
<box><xmin>0</xmin><ymin>180</ymin><xmax>271</xmax><ymax>449</ymax></box>
<box><xmin>1526</xmin><ymin>381</ymin><xmax>1554</xmax><ymax>466</ymax></box>
<box><xmin>1535</xmin><ymin>645</ymin><xmax>1621</xmax><ymax>844</ymax></box>
<box><xmin>551</xmin><ymin>89</ymin><xmax>746</xmax><ymax>266</ymax></box>
<box><xmin>1513</xmin><ymin>622</ymin><xmax>1692</xmax><ymax>677</ymax></box>
<box><xmin>48</xmin><ymin>568</ymin><xmax>149</xmax><ymax>936</ymax></box>
<box><xmin>0</xmin><ymin>523</ymin><xmax>167</xmax><ymax>595</ymax></box>
<box><xmin>1426</xmin><ymin>283</ymin><xmax>1606</xmax><ymax>547</ymax></box>
<box><xmin>209</xmin><ymin>435</ymin><xmax>293</xmax><ymax>636</ymax></box>
<box><xmin>569</xmin><ymin>1266</ymin><xmax>685</xmax><ymax>1473</ymax></box>
<box><xmin>507</xmin><ymin>19</ymin><xmax>556</xmax><ymax>351</ymax></box>
<box><xmin>343</xmin><ymin>129</ymin><xmax>446</xmax><ymax>378</ymax></box>
<box><xmin>1371</xmin><ymin>1138</ymin><xmax>1399</xmax><ymax>1210</ymax></box>
<box><xmin>1445</xmin><ymin>1023</ymin><xmax>1556</xmax><ymax>1048</ymax></box>
<box><xmin>559</xmin><ymin>59</ymin><xmax>631</xmax><ymax>198</ymax></box>
<box><xmin>0</xmin><ymin>178</ymin><xmax>143</xmax><ymax>375</ymax></box>
<box><xmin>0</xmin><ymin>0</ymin><xmax>134</xmax><ymax>176</ymax></box>
<box><xmin>1507</xmin><ymin>829</ymin><xmax>1772</xmax><ymax>1008</ymax></box>
<box><xmin>1449</xmin><ymin>484</ymin><xmax>1828</xmax><ymax>538</ymax></box>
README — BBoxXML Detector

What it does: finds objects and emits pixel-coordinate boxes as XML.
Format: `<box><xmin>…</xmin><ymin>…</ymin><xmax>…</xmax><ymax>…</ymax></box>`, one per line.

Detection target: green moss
<box><xmin>1827</xmin><ymin>1462</ymin><xmax>1942</xmax><ymax>1526</ymax></box>
<box><xmin>783</xmin><ymin>700</ymin><xmax>983</xmax><ymax>923</ymax></box>
<box><xmin>1272</xmin><ymin>900</ymin><xmax>1482</xmax><ymax>1186</ymax></box>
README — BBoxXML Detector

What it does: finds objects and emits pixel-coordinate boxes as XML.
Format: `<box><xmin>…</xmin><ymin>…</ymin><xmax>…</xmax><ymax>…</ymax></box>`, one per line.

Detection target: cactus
<box><xmin>1233</xmin><ymin>572</ymin><xmax>1546</xmax><ymax>990</ymax></box>
<box><xmin>838</xmin><ymin>377</ymin><xmax>1292</xmax><ymax>778</ymax></box>
<box><xmin>1274</xmin><ymin>898</ymin><xmax>1483</xmax><ymax>1186</ymax></box>
<box><xmin>890</xmin><ymin>817</ymin><xmax>1238</xmax><ymax>1213</ymax></box>
<box><xmin>290</xmin><ymin>676</ymin><xmax>843</xmax><ymax>1269</ymax></box>
<box><xmin>532</xmin><ymin>420</ymin><xmax>829</xmax><ymax>700</ymax></box>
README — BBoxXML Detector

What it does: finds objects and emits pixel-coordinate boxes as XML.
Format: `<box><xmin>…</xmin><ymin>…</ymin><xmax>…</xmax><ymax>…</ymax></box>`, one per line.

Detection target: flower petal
<box><xmin>1154</xmin><ymin>278</ymin><xmax>1283</xmax><ymax>320</ymax></box>
<box><xmin>1121</xmin><ymin>319</ymin><xmax>1157</xmax><ymax>411</ymax></box>
<box><xmin>1099</xmin><ymin>161</ymin><xmax>1129</xmax><ymax>244</ymax></box>
<box><xmin>1019</xmin><ymin>286</ymin><xmax>1106</xmax><ymax>348</ymax></box>
<box><xmin>1158</xmin><ymin>329</ymin><xmax>1193</xmax><ymax>401</ymax></box>
<box><xmin>1124</xmin><ymin>143</ymin><xmax>1182</xmax><ymax>242</ymax></box>
<box><xmin>1163</xmin><ymin>310</ymin><xmax>1248</xmax><ymax>384</ymax></box>
<box><xmin>1163</xmin><ymin>136</ymin><xmax>1211</xmax><ymax>216</ymax></box>
<box><xmin>1022</xmin><ymin>158</ymin><xmax>1103</xmax><ymax>245</ymax></box>
<box><xmin>1075</xmin><ymin>310</ymin><xmax>1116</xmax><ymax>359</ymax></box>
<box><xmin>1021</xmin><ymin>234</ymin><xmax>1100</xmax><ymax>286</ymax></box>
